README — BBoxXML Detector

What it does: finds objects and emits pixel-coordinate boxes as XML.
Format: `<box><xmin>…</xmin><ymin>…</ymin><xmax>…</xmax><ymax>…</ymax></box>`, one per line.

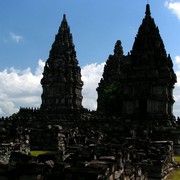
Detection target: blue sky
<box><xmin>1</xmin><ymin>0</ymin><xmax>179</xmax><ymax>69</ymax></box>
<box><xmin>0</xmin><ymin>0</ymin><xmax>180</xmax><ymax>117</ymax></box>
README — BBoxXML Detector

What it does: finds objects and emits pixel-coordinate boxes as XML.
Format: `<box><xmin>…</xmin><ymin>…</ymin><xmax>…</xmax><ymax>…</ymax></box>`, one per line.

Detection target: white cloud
<box><xmin>174</xmin><ymin>55</ymin><xmax>180</xmax><ymax>68</ymax></box>
<box><xmin>170</xmin><ymin>55</ymin><xmax>180</xmax><ymax>116</ymax></box>
<box><xmin>0</xmin><ymin>59</ymin><xmax>44</xmax><ymax>117</ymax></box>
<box><xmin>165</xmin><ymin>1</ymin><xmax>180</xmax><ymax>20</ymax></box>
<box><xmin>174</xmin><ymin>71</ymin><xmax>180</xmax><ymax>116</ymax></box>
<box><xmin>81</xmin><ymin>63</ymin><xmax>105</xmax><ymax>110</ymax></box>
<box><xmin>10</xmin><ymin>32</ymin><xmax>23</xmax><ymax>43</ymax></box>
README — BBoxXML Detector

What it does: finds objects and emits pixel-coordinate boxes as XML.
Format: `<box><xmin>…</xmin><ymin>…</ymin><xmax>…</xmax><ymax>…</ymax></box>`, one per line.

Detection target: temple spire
<box><xmin>131</xmin><ymin>3</ymin><xmax>168</xmax><ymax>67</ymax></box>
<box><xmin>58</xmin><ymin>14</ymin><xmax>71</xmax><ymax>36</ymax></box>
<box><xmin>145</xmin><ymin>4</ymin><xmax>151</xmax><ymax>17</ymax></box>
<box><xmin>63</xmin><ymin>14</ymin><xmax>66</xmax><ymax>21</ymax></box>
<box><xmin>40</xmin><ymin>14</ymin><xmax>83</xmax><ymax>111</ymax></box>
<box><xmin>49</xmin><ymin>14</ymin><xmax>74</xmax><ymax>58</ymax></box>
<box><xmin>114</xmin><ymin>40</ymin><xmax>123</xmax><ymax>57</ymax></box>
<box><xmin>96</xmin><ymin>40</ymin><xmax>124</xmax><ymax>114</ymax></box>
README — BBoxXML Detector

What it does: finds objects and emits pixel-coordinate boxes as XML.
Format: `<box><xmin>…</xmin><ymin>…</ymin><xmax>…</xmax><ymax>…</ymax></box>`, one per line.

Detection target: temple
<box><xmin>41</xmin><ymin>14</ymin><xmax>83</xmax><ymax>111</ymax></box>
<box><xmin>97</xmin><ymin>40</ymin><xmax>123</xmax><ymax>115</ymax></box>
<box><xmin>0</xmin><ymin>4</ymin><xmax>180</xmax><ymax>180</ymax></box>
<box><xmin>97</xmin><ymin>4</ymin><xmax>177</xmax><ymax>128</ymax></box>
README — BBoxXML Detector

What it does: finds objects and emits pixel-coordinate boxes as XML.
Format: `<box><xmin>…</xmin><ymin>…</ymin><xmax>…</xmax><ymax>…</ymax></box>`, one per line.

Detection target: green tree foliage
<box><xmin>102</xmin><ymin>82</ymin><xmax>122</xmax><ymax>116</ymax></box>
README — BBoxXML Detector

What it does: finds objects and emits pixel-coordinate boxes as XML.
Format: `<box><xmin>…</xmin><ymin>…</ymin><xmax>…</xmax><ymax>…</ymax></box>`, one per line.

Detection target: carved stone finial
<box><xmin>114</xmin><ymin>40</ymin><xmax>123</xmax><ymax>57</ymax></box>
<box><xmin>63</xmin><ymin>14</ymin><xmax>66</xmax><ymax>21</ymax></box>
<box><xmin>145</xmin><ymin>4</ymin><xmax>151</xmax><ymax>16</ymax></box>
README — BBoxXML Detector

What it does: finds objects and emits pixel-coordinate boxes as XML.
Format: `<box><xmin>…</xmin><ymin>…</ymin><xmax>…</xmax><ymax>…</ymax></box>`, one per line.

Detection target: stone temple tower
<box><xmin>97</xmin><ymin>40</ymin><xmax>124</xmax><ymax>115</ymax></box>
<box><xmin>40</xmin><ymin>15</ymin><xmax>83</xmax><ymax>111</ymax></box>
<box><xmin>97</xmin><ymin>4</ymin><xmax>177</xmax><ymax>127</ymax></box>
<box><xmin>128</xmin><ymin>4</ymin><xmax>177</xmax><ymax>125</ymax></box>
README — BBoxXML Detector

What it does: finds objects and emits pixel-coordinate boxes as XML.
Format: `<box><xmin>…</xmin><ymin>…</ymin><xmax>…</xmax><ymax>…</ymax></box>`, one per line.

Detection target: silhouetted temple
<box><xmin>97</xmin><ymin>40</ymin><xmax>123</xmax><ymax>115</ymax></box>
<box><xmin>0</xmin><ymin>4</ymin><xmax>180</xmax><ymax>180</ymax></box>
<box><xmin>41</xmin><ymin>15</ymin><xmax>83</xmax><ymax>111</ymax></box>
<box><xmin>97</xmin><ymin>4</ymin><xmax>177</xmax><ymax>128</ymax></box>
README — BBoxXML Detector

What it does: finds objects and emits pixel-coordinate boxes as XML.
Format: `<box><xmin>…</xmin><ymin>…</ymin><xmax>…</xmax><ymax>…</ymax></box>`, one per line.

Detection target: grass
<box><xmin>166</xmin><ymin>169</ymin><xmax>180</xmax><ymax>180</ymax></box>
<box><xmin>30</xmin><ymin>151</ymin><xmax>50</xmax><ymax>157</ymax></box>
<box><xmin>166</xmin><ymin>156</ymin><xmax>180</xmax><ymax>180</ymax></box>
<box><xmin>174</xmin><ymin>156</ymin><xmax>180</xmax><ymax>163</ymax></box>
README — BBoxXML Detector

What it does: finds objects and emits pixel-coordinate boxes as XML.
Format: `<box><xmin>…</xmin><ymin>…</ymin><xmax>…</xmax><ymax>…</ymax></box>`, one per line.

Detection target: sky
<box><xmin>0</xmin><ymin>0</ymin><xmax>180</xmax><ymax>117</ymax></box>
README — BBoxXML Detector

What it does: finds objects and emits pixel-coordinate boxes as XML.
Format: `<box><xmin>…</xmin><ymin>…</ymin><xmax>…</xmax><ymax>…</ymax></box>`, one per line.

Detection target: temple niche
<box><xmin>97</xmin><ymin>4</ymin><xmax>177</xmax><ymax>127</ymax></box>
<box><xmin>40</xmin><ymin>14</ymin><xmax>83</xmax><ymax>111</ymax></box>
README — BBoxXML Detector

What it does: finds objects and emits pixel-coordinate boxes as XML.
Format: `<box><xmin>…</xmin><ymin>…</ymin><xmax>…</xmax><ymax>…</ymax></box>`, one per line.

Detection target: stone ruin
<box><xmin>0</xmin><ymin>3</ymin><xmax>180</xmax><ymax>180</ymax></box>
<box><xmin>0</xmin><ymin>124</ymin><xmax>176</xmax><ymax>179</ymax></box>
